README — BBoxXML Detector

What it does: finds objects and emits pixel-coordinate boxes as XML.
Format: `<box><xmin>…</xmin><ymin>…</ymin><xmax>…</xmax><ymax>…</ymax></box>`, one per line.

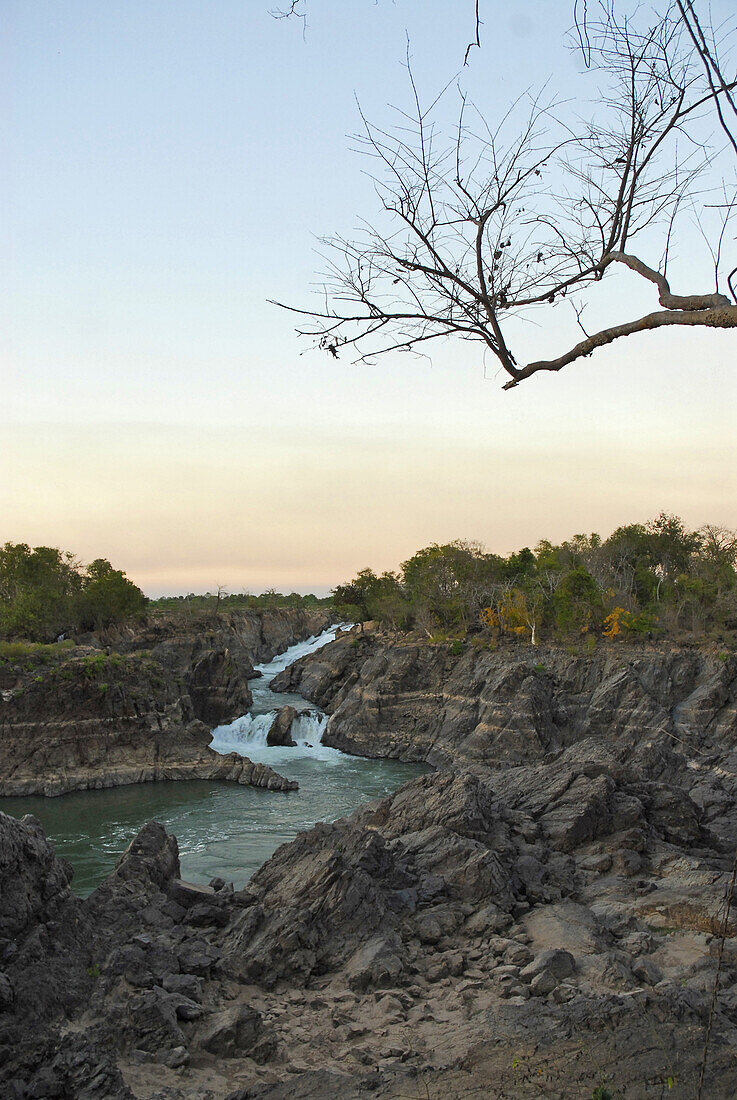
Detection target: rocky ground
<box><xmin>1</xmin><ymin>630</ymin><xmax>736</xmax><ymax>1097</ymax></box>
<box><xmin>0</xmin><ymin>609</ymin><xmax>329</xmax><ymax>796</ymax></box>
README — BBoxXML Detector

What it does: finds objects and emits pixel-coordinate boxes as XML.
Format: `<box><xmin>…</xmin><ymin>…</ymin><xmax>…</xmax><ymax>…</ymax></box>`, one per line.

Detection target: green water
<box><xmin>1</xmin><ymin>627</ymin><xmax>428</xmax><ymax>897</ymax></box>
<box><xmin>1</xmin><ymin>755</ymin><xmax>428</xmax><ymax>897</ymax></box>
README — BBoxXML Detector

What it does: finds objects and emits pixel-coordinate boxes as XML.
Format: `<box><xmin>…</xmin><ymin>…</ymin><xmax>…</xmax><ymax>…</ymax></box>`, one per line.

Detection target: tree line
<box><xmin>0</xmin><ymin>543</ymin><xmax>147</xmax><ymax>642</ymax></box>
<box><xmin>333</xmin><ymin>515</ymin><xmax>737</xmax><ymax>647</ymax></box>
<box><xmin>148</xmin><ymin>590</ymin><xmax>332</xmax><ymax>615</ymax></box>
<box><xmin>0</xmin><ymin>545</ymin><xmax>335</xmax><ymax>644</ymax></box>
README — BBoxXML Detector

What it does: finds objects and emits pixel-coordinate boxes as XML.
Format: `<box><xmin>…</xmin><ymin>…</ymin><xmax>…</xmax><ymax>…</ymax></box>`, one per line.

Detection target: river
<box><xmin>1</xmin><ymin>627</ymin><xmax>428</xmax><ymax>896</ymax></box>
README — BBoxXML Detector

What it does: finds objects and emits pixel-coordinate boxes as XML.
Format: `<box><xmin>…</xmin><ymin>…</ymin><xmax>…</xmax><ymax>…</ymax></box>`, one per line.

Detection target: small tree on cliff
<box><xmin>276</xmin><ymin>2</ymin><xmax>737</xmax><ymax>388</ymax></box>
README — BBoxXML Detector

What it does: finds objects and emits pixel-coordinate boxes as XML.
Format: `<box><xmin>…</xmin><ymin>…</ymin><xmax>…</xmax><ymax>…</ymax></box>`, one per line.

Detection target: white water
<box><xmin>209</xmin><ymin>624</ymin><xmax>348</xmax><ymax>765</ymax></box>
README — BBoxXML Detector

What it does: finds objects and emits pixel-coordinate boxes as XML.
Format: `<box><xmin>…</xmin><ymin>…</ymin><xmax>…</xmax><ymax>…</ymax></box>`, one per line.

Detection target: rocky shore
<box><xmin>0</xmin><ymin>609</ymin><xmax>330</xmax><ymax>796</ymax></box>
<box><xmin>1</xmin><ymin>629</ymin><xmax>736</xmax><ymax>1097</ymax></box>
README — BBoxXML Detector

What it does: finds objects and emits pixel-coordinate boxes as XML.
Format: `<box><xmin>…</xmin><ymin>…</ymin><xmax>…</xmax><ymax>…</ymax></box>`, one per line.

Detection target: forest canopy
<box><xmin>333</xmin><ymin>515</ymin><xmax>737</xmax><ymax>647</ymax></box>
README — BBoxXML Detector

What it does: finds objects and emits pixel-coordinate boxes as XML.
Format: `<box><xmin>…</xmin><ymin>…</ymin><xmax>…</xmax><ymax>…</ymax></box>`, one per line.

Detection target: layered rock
<box><xmin>3</xmin><ymin>627</ymin><xmax>737</xmax><ymax>1097</ymax></box>
<box><xmin>0</xmin><ymin>651</ymin><xmax>298</xmax><ymax>796</ymax></box>
<box><xmin>272</xmin><ymin>633</ymin><xmax>737</xmax><ymax>771</ymax></box>
<box><xmin>97</xmin><ymin>608</ymin><xmax>332</xmax><ymax>666</ymax></box>
<box><xmin>0</xmin><ymin>606</ymin><xmax>330</xmax><ymax>797</ymax></box>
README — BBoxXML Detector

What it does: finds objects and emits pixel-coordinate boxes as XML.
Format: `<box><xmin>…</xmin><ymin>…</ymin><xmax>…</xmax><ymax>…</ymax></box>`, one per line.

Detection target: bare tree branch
<box><xmin>464</xmin><ymin>1</ymin><xmax>482</xmax><ymax>67</ymax></box>
<box><xmin>279</xmin><ymin>2</ymin><xmax>737</xmax><ymax>388</ymax></box>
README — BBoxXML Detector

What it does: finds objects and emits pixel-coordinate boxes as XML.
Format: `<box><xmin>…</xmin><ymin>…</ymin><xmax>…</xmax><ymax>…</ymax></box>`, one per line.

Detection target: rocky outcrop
<box><xmin>0</xmin><ymin>609</ymin><xmax>330</xmax><ymax>798</ymax></box>
<box><xmin>98</xmin><ymin>608</ymin><xmax>333</xmax><ymax>666</ymax></box>
<box><xmin>3</xmin><ymin>627</ymin><xmax>737</xmax><ymax>1097</ymax></box>
<box><xmin>0</xmin><ymin>652</ymin><xmax>297</xmax><ymax>796</ymax></box>
<box><xmin>266</xmin><ymin>705</ymin><xmax>298</xmax><ymax>747</ymax></box>
<box><xmin>3</xmin><ymin>732</ymin><xmax>737</xmax><ymax>1098</ymax></box>
<box><xmin>272</xmin><ymin>632</ymin><xmax>737</xmax><ymax>770</ymax></box>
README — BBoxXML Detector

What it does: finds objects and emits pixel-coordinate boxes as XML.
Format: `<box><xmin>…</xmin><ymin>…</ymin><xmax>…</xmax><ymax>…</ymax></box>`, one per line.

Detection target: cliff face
<box><xmin>272</xmin><ymin>633</ymin><xmax>737</xmax><ymax>770</ymax></box>
<box><xmin>2</xmin><ymin>629</ymin><xmax>737</xmax><ymax>1096</ymax></box>
<box><xmin>0</xmin><ymin>609</ymin><xmax>330</xmax><ymax>797</ymax></box>
<box><xmin>96</xmin><ymin>607</ymin><xmax>332</xmax><ymax>666</ymax></box>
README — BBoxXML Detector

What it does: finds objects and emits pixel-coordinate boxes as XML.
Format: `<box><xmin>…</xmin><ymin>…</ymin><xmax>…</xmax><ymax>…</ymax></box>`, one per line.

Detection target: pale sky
<box><xmin>3</xmin><ymin>1</ymin><xmax>736</xmax><ymax>595</ymax></box>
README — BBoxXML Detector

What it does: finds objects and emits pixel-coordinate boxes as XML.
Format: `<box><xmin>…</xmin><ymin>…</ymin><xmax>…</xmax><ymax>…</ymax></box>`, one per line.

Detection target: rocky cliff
<box><xmin>0</xmin><ymin>609</ymin><xmax>330</xmax><ymax>797</ymax></box>
<box><xmin>275</xmin><ymin>633</ymin><xmax>736</xmax><ymax>781</ymax></box>
<box><xmin>3</xmin><ymin>628</ymin><xmax>737</xmax><ymax>1097</ymax></box>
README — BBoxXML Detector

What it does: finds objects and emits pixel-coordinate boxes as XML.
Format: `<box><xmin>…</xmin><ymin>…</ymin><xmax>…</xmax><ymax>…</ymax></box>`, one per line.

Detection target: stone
<box><xmin>185</xmin><ymin>902</ymin><xmax>230</xmax><ymax>928</ymax></box>
<box><xmin>177</xmin><ymin>941</ymin><xmax>220</xmax><ymax>976</ymax></box>
<box><xmin>444</xmin><ymin>951</ymin><xmax>465</xmax><ymax>977</ymax></box>
<box><xmin>127</xmin><ymin>988</ymin><xmax>186</xmax><ymax>1053</ymax></box>
<box><xmin>633</xmin><ymin>958</ymin><xmax>663</xmax><ymax>986</ymax></box>
<box><xmin>162</xmin><ymin>972</ymin><xmax>203</xmax><ymax>1000</ymax></box>
<box><xmin>345</xmin><ymin>935</ymin><xmax>407</xmax><ymax>991</ymax></box>
<box><xmin>530</xmin><ymin>968</ymin><xmax>558</xmax><ymax>996</ymax></box>
<box><xmin>168</xmin><ymin>878</ymin><xmax>217</xmax><ymax>908</ymax></box>
<box><xmin>0</xmin><ymin>971</ymin><xmax>14</xmax><ymax>1009</ymax></box>
<box><xmin>520</xmin><ymin>949</ymin><xmax>576</xmax><ymax>982</ymax></box>
<box><xmin>579</xmin><ymin>853</ymin><xmax>613</xmax><ymax>873</ymax></box>
<box><xmin>161</xmin><ymin>1045</ymin><xmax>189</xmax><ymax>1068</ymax></box>
<box><xmin>505</xmin><ymin>943</ymin><xmax>533</xmax><ymax>966</ymax></box>
<box><xmin>199</xmin><ymin>1005</ymin><xmax>273</xmax><ymax>1061</ymax></box>
<box><xmin>612</xmin><ymin>849</ymin><xmax>644</xmax><ymax>876</ymax></box>
<box><xmin>266</xmin><ymin>705</ymin><xmax>298</xmax><ymax>747</ymax></box>
<box><xmin>416</xmin><ymin>914</ymin><xmax>442</xmax><ymax>944</ymax></box>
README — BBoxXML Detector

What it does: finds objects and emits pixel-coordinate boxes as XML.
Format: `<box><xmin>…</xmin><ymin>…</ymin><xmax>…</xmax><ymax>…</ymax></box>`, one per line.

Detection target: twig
<box><xmin>696</xmin><ymin>844</ymin><xmax>737</xmax><ymax>1099</ymax></box>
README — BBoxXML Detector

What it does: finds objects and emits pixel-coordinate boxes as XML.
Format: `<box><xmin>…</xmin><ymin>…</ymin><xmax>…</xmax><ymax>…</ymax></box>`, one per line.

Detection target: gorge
<box><xmin>1</xmin><ymin>612</ymin><xmax>737</xmax><ymax>1098</ymax></box>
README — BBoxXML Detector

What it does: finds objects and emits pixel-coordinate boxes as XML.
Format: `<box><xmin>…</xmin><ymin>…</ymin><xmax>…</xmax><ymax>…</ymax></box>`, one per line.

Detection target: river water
<box><xmin>1</xmin><ymin>627</ymin><xmax>427</xmax><ymax>896</ymax></box>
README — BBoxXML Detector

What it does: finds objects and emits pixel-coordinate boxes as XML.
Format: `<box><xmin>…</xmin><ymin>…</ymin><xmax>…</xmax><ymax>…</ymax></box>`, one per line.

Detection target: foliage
<box><xmin>334</xmin><ymin>515</ymin><xmax>737</xmax><ymax>647</ymax></box>
<box><xmin>0</xmin><ymin>639</ymin><xmax>74</xmax><ymax>663</ymax></box>
<box><xmin>80</xmin><ymin>558</ymin><xmax>147</xmax><ymax>630</ymax></box>
<box><xmin>0</xmin><ymin>543</ymin><xmax>147</xmax><ymax>643</ymax></box>
<box><xmin>148</xmin><ymin>589</ymin><xmax>333</xmax><ymax>615</ymax></box>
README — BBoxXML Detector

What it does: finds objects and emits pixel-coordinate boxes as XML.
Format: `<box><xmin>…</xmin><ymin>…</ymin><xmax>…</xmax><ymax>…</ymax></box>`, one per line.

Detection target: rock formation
<box><xmin>272</xmin><ymin>632</ymin><xmax>737</xmax><ymax>775</ymax></box>
<box><xmin>2</xmin><ymin>628</ymin><xmax>737</xmax><ymax>1097</ymax></box>
<box><xmin>266</xmin><ymin>706</ymin><xmax>298</xmax><ymax>747</ymax></box>
<box><xmin>0</xmin><ymin>609</ymin><xmax>328</xmax><ymax>796</ymax></box>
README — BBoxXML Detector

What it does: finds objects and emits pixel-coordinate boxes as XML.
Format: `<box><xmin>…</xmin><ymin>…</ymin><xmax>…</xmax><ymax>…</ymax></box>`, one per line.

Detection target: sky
<box><xmin>3</xmin><ymin>1</ymin><xmax>736</xmax><ymax>596</ymax></box>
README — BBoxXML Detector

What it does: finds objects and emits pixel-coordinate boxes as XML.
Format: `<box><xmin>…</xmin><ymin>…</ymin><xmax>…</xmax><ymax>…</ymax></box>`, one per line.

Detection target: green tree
<box><xmin>552</xmin><ymin>566</ymin><xmax>604</xmax><ymax>636</ymax></box>
<box><xmin>80</xmin><ymin>559</ymin><xmax>147</xmax><ymax>630</ymax></box>
<box><xmin>0</xmin><ymin>543</ymin><xmax>82</xmax><ymax>641</ymax></box>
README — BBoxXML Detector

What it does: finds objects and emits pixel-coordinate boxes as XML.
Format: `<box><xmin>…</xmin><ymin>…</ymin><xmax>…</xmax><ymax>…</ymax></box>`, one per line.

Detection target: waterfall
<box><xmin>209</xmin><ymin>623</ymin><xmax>349</xmax><ymax>763</ymax></box>
<box><xmin>210</xmin><ymin>711</ymin><xmax>327</xmax><ymax>754</ymax></box>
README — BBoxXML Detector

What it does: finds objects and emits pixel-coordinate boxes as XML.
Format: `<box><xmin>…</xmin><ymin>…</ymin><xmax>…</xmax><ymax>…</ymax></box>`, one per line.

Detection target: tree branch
<box><xmin>503</xmin><ymin>302</ymin><xmax>737</xmax><ymax>388</ymax></box>
<box><xmin>605</xmin><ymin>251</ymin><xmax>732</xmax><ymax>309</ymax></box>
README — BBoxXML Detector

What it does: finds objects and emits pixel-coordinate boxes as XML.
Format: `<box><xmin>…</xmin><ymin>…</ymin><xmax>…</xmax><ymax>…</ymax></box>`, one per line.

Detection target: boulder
<box><xmin>126</xmin><ymin>988</ymin><xmax>186</xmax><ymax>1054</ymax></box>
<box><xmin>198</xmin><ymin>1004</ymin><xmax>274</xmax><ymax>1062</ymax></box>
<box><xmin>266</xmin><ymin>705</ymin><xmax>298</xmax><ymax>747</ymax></box>
<box><xmin>520</xmin><ymin>948</ymin><xmax>576</xmax><ymax>983</ymax></box>
<box><xmin>344</xmin><ymin>934</ymin><xmax>407</xmax><ymax>991</ymax></box>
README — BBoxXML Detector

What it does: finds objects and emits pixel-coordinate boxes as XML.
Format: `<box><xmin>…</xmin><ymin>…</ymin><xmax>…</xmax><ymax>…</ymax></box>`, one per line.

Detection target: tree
<box><xmin>333</xmin><ymin>567</ymin><xmax>385</xmax><ymax>622</ymax></box>
<box><xmin>401</xmin><ymin>540</ymin><xmax>503</xmax><ymax>631</ymax></box>
<box><xmin>0</xmin><ymin>545</ymin><xmax>147</xmax><ymax>640</ymax></box>
<box><xmin>0</xmin><ymin>543</ymin><xmax>82</xmax><ymax>641</ymax></box>
<box><xmin>552</xmin><ymin>565</ymin><xmax>605</xmax><ymax>635</ymax></box>
<box><xmin>81</xmin><ymin>559</ymin><xmax>147</xmax><ymax>630</ymax></box>
<box><xmin>277</xmin><ymin>2</ymin><xmax>737</xmax><ymax>388</ymax></box>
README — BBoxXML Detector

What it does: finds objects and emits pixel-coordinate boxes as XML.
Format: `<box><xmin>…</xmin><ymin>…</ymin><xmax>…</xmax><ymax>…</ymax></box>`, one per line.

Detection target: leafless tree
<box><xmin>275</xmin><ymin>1</ymin><xmax>737</xmax><ymax>388</ymax></box>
